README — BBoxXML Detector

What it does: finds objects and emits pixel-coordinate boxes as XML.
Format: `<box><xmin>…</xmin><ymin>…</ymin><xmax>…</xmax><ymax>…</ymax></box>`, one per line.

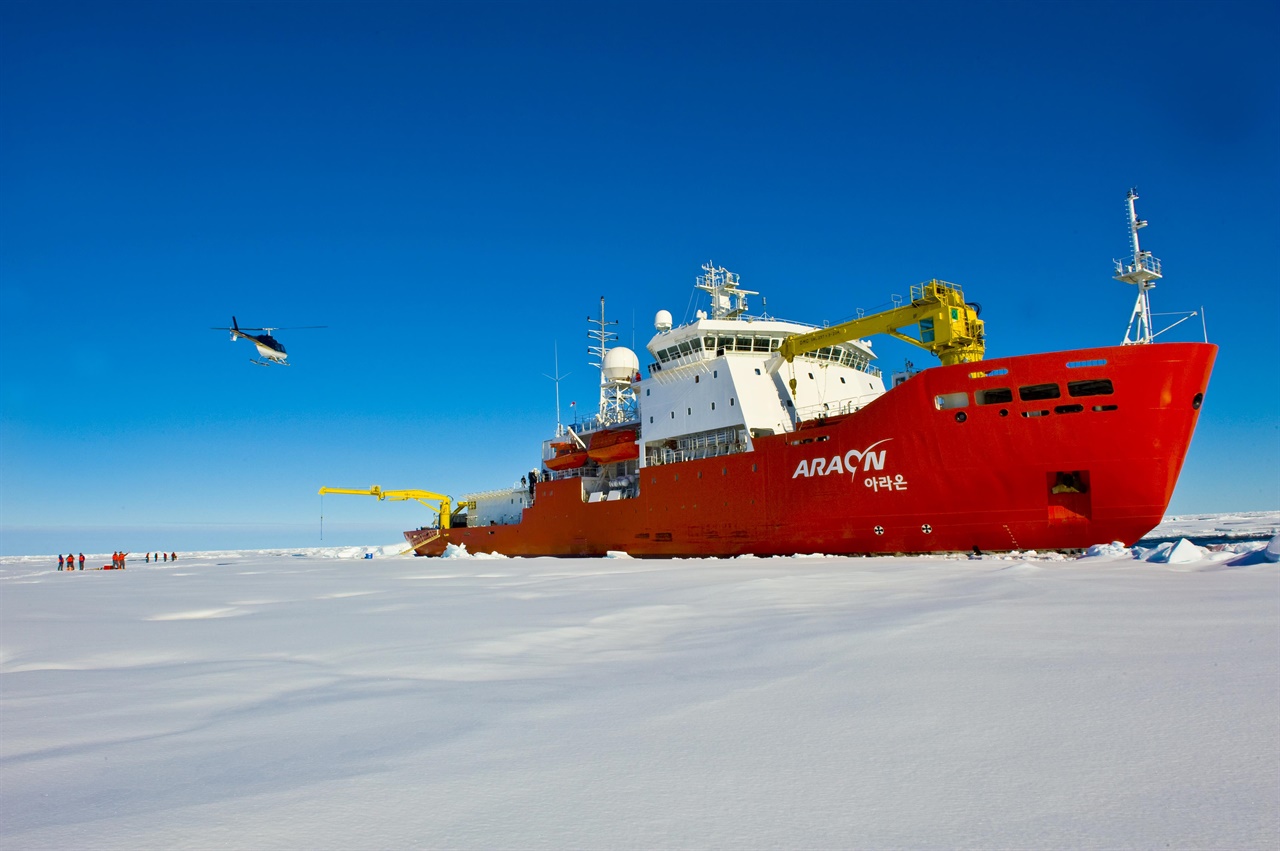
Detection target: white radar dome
<box><xmin>654</xmin><ymin>310</ymin><xmax>672</xmax><ymax>332</ymax></box>
<box><xmin>602</xmin><ymin>347</ymin><xmax>641</xmax><ymax>383</ymax></box>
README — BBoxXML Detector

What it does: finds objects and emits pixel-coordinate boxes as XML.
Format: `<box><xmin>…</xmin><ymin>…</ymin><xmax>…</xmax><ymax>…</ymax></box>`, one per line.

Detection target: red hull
<box><xmin>407</xmin><ymin>343</ymin><xmax>1215</xmax><ymax>557</ymax></box>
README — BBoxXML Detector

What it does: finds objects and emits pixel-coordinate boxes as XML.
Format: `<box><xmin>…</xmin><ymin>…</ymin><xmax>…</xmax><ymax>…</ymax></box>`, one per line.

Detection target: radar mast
<box><xmin>588</xmin><ymin>297</ymin><xmax>638</xmax><ymax>426</ymax></box>
<box><xmin>1114</xmin><ymin>189</ymin><xmax>1162</xmax><ymax>345</ymax></box>
<box><xmin>695</xmin><ymin>262</ymin><xmax>757</xmax><ymax>320</ymax></box>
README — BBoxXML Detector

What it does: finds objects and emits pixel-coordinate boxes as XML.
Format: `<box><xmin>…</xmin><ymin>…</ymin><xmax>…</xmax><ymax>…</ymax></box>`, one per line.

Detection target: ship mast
<box><xmin>542</xmin><ymin>343</ymin><xmax>570</xmax><ymax>437</ymax></box>
<box><xmin>587</xmin><ymin>296</ymin><xmax>636</xmax><ymax>426</ymax></box>
<box><xmin>1114</xmin><ymin>188</ymin><xmax>1162</xmax><ymax>345</ymax></box>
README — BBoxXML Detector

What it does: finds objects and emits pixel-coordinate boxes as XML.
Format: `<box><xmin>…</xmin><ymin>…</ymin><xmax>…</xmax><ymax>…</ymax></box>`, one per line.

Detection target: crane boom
<box><xmin>768</xmin><ymin>279</ymin><xmax>984</xmax><ymax>390</ymax></box>
<box><xmin>318</xmin><ymin>485</ymin><xmax>474</xmax><ymax>530</ymax></box>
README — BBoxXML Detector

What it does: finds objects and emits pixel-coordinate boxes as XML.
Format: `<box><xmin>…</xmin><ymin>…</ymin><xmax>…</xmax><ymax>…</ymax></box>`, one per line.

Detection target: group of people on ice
<box><xmin>56</xmin><ymin>553</ymin><xmax>84</xmax><ymax>570</ymax></box>
<box><xmin>57</xmin><ymin>551</ymin><xmax>178</xmax><ymax>570</ymax></box>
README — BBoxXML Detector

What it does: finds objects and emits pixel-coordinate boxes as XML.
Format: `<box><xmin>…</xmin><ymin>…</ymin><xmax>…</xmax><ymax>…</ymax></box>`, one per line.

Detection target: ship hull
<box><xmin>407</xmin><ymin>343</ymin><xmax>1216</xmax><ymax>557</ymax></box>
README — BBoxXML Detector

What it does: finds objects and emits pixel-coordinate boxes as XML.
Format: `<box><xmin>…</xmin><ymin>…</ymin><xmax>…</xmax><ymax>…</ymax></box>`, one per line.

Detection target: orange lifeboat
<box><xmin>587</xmin><ymin>428</ymin><xmax>639</xmax><ymax>464</ymax></box>
<box><xmin>545</xmin><ymin>440</ymin><xmax>589</xmax><ymax>471</ymax></box>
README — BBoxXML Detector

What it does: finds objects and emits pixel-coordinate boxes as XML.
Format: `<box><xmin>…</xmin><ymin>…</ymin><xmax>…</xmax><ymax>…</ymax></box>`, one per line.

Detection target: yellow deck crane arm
<box><xmin>767</xmin><ymin>279</ymin><xmax>985</xmax><ymax>392</ymax></box>
<box><xmin>317</xmin><ymin>485</ymin><xmax>475</xmax><ymax>530</ymax></box>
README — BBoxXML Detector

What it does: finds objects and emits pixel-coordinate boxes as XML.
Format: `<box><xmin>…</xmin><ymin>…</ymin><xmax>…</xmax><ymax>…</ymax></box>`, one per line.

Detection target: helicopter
<box><xmin>214</xmin><ymin>317</ymin><xmax>326</xmax><ymax>366</ymax></box>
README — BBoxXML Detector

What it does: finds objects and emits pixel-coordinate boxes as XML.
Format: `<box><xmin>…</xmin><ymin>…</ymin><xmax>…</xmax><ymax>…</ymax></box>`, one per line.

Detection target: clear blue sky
<box><xmin>2</xmin><ymin>0</ymin><xmax>1277</xmax><ymax>554</ymax></box>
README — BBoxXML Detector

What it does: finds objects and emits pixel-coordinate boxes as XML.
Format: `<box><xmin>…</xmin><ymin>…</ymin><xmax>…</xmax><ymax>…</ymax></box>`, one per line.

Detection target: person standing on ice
<box><xmin>78</xmin><ymin>553</ymin><xmax>84</xmax><ymax>570</ymax></box>
<box><xmin>58</xmin><ymin>554</ymin><xmax>64</xmax><ymax>570</ymax></box>
<box><xmin>170</xmin><ymin>552</ymin><xmax>177</xmax><ymax>562</ymax></box>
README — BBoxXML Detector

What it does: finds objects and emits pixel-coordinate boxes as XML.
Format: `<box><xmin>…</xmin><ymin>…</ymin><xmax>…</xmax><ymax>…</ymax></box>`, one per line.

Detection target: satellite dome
<box><xmin>602</xmin><ymin>347</ymin><xmax>640</xmax><ymax>383</ymax></box>
<box><xmin>654</xmin><ymin>310</ymin><xmax>673</xmax><ymax>332</ymax></box>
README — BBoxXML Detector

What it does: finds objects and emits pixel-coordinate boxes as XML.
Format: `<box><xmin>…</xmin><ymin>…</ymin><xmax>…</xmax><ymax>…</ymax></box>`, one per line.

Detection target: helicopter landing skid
<box><xmin>250</xmin><ymin>358</ymin><xmax>289</xmax><ymax>367</ymax></box>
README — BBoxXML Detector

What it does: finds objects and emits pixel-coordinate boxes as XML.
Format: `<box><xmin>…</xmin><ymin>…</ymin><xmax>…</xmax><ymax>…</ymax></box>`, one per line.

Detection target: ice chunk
<box><xmin>1144</xmin><ymin>538</ymin><xmax>1206</xmax><ymax>564</ymax></box>
<box><xmin>1083</xmin><ymin>541</ymin><xmax>1129</xmax><ymax>558</ymax></box>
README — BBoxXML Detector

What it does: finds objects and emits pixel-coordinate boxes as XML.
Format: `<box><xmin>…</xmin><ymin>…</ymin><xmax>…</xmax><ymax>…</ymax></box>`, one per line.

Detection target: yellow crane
<box><xmin>317</xmin><ymin>485</ymin><xmax>474</xmax><ymax>530</ymax></box>
<box><xmin>768</xmin><ymin>279</ymin><xmax>985</xmax><ymax>393</ymax></box>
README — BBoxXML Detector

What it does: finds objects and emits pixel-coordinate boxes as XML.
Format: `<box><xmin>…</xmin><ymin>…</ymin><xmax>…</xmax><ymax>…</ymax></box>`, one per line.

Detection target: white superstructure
<box><xmin>638</xmin><ymin>263</ymin><xmax>886</xmax><ymax>467</ymax></box>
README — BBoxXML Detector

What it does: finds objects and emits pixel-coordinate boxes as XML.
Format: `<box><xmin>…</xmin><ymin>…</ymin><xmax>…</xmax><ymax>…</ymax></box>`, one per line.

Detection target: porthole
<box><xmin>955</xmin><ymin>411</ymin><xmax>967</xmax><ymax>423</ymax></box>
<box><xmin>1192</xmin><ymin>392</ymin><xmax>1203</xmax><ymax>410</ymax></box>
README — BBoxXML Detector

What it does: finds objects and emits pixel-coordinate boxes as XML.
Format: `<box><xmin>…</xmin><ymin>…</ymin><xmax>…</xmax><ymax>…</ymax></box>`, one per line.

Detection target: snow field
<box><xmin>2</xmin><ymin>538</ymin><xmax>1277</xmax><ymax>849</ymax></box>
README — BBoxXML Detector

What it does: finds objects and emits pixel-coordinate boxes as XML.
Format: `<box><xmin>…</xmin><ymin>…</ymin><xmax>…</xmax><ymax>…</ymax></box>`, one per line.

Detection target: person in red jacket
<box><xmin>78</xmin><ymin>553</ymin><xmax>85</xmax><ymax>570</ymax></box>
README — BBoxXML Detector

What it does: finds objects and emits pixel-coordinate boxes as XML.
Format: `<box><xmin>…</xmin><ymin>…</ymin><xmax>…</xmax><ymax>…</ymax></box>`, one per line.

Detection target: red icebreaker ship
<box><xmin>405</xmin><ymin>192</ymin><xmax>1215</xmax><ymax>557</ymax></box>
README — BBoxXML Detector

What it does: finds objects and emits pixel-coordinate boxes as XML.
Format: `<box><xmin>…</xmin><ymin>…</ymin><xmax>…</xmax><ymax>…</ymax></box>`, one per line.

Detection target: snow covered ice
<box><xmin>2</xmin><ymin>516</ymin><xmax>1277</xmax><ymax>849</ymax></box>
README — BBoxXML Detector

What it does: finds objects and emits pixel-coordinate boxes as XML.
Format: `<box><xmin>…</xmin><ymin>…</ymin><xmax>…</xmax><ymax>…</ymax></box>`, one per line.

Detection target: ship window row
<box><xmin>1022</xmin><ymin>404</ymin><xmax>1118</xmax><ymax>417</ymax></box>
<box><xmin>796</xmin><ymin>346</ymin><xmax>877</xmax><ymax>375</ymax></box>
<box><xmin>652</xmin><ymin>335</ymin><xmax>879</xmax><ymax>376</ymax></box>
<box><xmin>968</xmin><ymin>379</ymin><xmax>1114</xmax><ymax>407</ymax></box>
<box><xmin>655</xmin><ymin>398</ymin><xmax>736</xmax><ymax>422</ymax></box>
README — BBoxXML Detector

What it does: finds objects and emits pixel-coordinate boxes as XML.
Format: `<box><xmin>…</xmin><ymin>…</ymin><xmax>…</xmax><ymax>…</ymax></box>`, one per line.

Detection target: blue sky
<box><xmin>2</xmin><ymin>0</ymin><xmax>1277</xmax><ymax>554</ymax></box>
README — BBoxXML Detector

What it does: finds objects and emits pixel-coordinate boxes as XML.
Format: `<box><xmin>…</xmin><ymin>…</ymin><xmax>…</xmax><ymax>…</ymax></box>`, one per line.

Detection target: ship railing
<box><xmin>548</xmin><ymin>465</ymin><xmax>600</xmax><ymax>482</ymax></box>
<box><xmin>646</xmin><ymin>430</ymin><xmax>746</xmax><ymax>466</ymax></box>
<box><xmin>794</xmin><ymin>399</ymin><xmax>862</xmax><ymax>422</ymax></box>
